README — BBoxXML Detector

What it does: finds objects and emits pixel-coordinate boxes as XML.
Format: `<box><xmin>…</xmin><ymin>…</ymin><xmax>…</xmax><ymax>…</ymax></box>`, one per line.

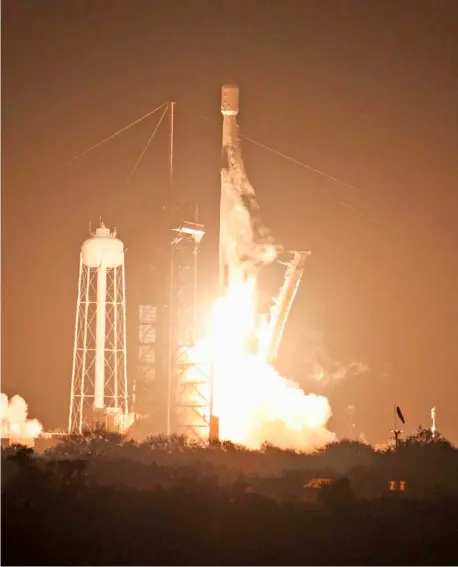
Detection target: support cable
<box><xmin>197</xmin><ymin>113</ymin><xmax>363</xmax><ymax>192</ymax></box>
<box><xmin>63</xmin><ymin>97</ymin><xmax>392</xmax><ymax>233</ymax></box>
<box><xmin>65</xmin><ymin>101</ymin><xmax>169</xmax><ymax>164</ymax></box>
<box><xmin>195</xmin><ymin>111</ymin><xmax>394</xmax><ymax>234</ymax></box>
<box><xmin>239</xmin><ymin>132</ymin><xmax>362</xmax><ymax>192</ymax></box>
<box><xmin>126</xmin><ymin>104</ymin><xmax>169</xmax><ymax>185</ymax></box>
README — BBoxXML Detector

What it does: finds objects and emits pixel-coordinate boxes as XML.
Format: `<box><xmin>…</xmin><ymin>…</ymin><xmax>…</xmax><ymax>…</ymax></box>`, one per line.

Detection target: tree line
<box><xmin>2</xmin><ymin>427</ymin><xmax>458</xmax><ymax>565</ymax></box>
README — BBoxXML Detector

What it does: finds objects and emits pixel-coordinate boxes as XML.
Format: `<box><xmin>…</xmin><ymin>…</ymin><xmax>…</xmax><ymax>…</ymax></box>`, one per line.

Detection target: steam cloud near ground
<box><xmin>215</xmin><ymin>136</ymin><xmax>339</xmax><ymax>452</ymax></box>
<box><xmin>0</xmin><ymin>393</ymin><xmax>43</xmax><ymax>441</ymax></box>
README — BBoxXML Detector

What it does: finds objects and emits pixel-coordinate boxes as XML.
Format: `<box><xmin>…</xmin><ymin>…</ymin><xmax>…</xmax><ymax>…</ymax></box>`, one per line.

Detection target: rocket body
<box><xmin>219</xmin><ymin>85</ymin><xmax>276</xmax><ymax>296</ymax></box>
<box><xmin>220</xmin><ymin>85</ymin><xmax>240</xmax><ymax>294</ymax></box>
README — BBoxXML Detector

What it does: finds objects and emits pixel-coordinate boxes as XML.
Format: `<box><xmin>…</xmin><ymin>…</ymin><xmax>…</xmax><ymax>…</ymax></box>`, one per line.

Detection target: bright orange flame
<box><xmin>185</xmin><ymin>275</ymin><xmax>335</xmax><ymax>451</ymax></box>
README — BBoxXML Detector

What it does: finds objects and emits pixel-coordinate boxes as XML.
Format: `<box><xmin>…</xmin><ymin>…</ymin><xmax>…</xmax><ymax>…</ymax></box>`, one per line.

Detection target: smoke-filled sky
<box><xmin>2</xmin><ymin>0</ymin><xmax>458</xmax><ymax>444</ymax></box>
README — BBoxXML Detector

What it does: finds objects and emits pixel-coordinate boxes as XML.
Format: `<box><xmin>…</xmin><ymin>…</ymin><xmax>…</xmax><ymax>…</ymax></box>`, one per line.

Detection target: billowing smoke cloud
<box><xmin>199</xmin><ymin>102</ymin><xmax>368</xmax><ymax>452</ymax></box>
<box><xmin>212</xmin><ymin>351</ymin><xmax>336</xmax><ymax>451</ymax></box>
<box><xmin>309</xmin><ymin>360</ymin><xmax>369</xmax><ymax>383</ymax></box>
<box><xmin>0</xmin><ymin>393</ymin><xmax>43</xmax><ymax>441</ymax></box>
<box><xmin>300</xmin><ymin>330</ymin><xmax>368</xmax><ymax>385</ymax></box>
<box><xmin>193</xmin><ymin>131</ymin><xmax>336</xmax><ymax>452</ymax></box>
<box><xmin>220</xmin><ymin>146</ymin><xmax>277</xmax><ymax>289</ymax></box>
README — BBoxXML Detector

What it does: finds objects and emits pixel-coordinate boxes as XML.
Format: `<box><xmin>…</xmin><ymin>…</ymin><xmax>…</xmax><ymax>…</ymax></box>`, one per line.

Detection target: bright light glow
<box><xmin>184</xmin><ymin>274</ymin><xmax>336</xmax><ymax>451</ymax></box>
<box><xmin>177</xmin><ymin>129</ymin><xmax>336</xmax><ymax>452</ymax></box>
<box><xmin>431</xmin><ymin>406</ymin><xmax>436</xmax><ymax>436</ymax></box>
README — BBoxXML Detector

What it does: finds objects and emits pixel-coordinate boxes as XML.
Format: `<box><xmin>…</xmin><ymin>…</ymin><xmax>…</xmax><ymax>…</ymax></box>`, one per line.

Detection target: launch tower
<box><xmin>169</xmin><ymin>218</ymin><xmax>212</xmax><ymax>438</ymax></box>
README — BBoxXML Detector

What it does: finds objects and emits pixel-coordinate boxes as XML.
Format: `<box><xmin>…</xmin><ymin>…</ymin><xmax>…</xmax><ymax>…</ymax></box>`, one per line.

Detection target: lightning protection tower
<box><xmin>69</xmin><ymin>222</ymin><xmax>129</xmax><ymax>434</ymax></box>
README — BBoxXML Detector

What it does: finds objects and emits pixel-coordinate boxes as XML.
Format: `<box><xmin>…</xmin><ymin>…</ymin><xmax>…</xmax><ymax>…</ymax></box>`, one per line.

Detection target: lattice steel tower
<box><xmin>168</xmin><ymin>216</ymin><xmax>212</xmax><ymax>439</ymax></box>
<box><xmin>69</xmin><ymin>222</ymin><xmax>129</xmax><ymax>434</ymax></box>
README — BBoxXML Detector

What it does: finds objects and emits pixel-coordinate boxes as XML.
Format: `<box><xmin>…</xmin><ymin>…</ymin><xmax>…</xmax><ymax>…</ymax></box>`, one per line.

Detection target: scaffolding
<box><xmin>168</xmin><ymin>219</ymin><xmax>213</xmax><ymax>439</ymax></box>
<box><xmin>136</xmin><ymin>302</ymin><xmax>157</xmax><ymax>414</ymax></box>
<box><xmin>133</xmin><ymin>250</ymin><xmax>167</xmax><ymax>433</ymax></box>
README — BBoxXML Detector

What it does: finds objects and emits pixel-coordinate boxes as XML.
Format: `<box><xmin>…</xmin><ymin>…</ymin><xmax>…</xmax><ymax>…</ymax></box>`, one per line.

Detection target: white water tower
<box><xmin>69</xmin><ymin>222</ymin><xmax>129</xmax><ymax>433</ymax></box>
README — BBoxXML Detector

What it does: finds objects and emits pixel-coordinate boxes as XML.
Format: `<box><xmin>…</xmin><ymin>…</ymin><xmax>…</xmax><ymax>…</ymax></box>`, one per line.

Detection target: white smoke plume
<box><xmin>0</xmin><ymin>393</ymin><xmax>43</xmax><ymax>442</ymax></box>
<box><xmin>300</xmin><ymin>330</ymin><xmax>368</xmax><ymax>385</ymax></box>
<box><xmin>220</xmin><ymin>145</ymin><xmax>277</xmax><ymax>289</ymax></box>
<box><xmin>309</xmin><ymin>360</ymin><xmax>369</xmax><ymax>383</ymax></box>
<box><xmin>197</xmin><ymin>120</ymin><xmax>337</xmax><ymax>452</ymax></box>
<box><xmin>212</xmin><ymin>351</ymin><xmax>336</xmax><ymax>451</ymax></box>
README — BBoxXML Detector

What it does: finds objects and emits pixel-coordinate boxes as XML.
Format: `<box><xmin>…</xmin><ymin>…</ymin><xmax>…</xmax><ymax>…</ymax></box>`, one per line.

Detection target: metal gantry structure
<box><xmin>66</xmin><ymin>89</ymin><xmax>313</xmax><ymax>442</ymax></box>
<box><xmin>168</xmin><ymin>216</ymin><xmax>213</xmax><ymax>439</ymax></box>
<box><xmin>136</xmin><ymin>301</ymin><xmax>158</xmax><ymax>414</ymax></box>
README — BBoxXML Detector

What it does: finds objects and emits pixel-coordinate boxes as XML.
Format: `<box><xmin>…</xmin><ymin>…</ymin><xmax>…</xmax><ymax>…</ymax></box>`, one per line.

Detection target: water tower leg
<box><xmin>94</xmin><ymin>265</ymin><xmax>107</xmax><ymax>409</ymax></box>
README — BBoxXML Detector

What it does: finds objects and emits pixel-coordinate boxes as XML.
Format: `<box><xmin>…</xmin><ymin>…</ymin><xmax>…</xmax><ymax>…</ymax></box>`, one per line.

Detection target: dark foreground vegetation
<box><xmin>2</xmin><ymin>427</ymin><xmax>458</xmax><ymax>565</ymax></box>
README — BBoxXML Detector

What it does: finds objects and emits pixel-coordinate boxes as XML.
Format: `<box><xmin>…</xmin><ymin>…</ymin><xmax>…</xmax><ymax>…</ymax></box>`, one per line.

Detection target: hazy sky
<box><xmin>2</xmin><ymin>0</ymin><xmax>458</xmax><ymax>443</ymax></box>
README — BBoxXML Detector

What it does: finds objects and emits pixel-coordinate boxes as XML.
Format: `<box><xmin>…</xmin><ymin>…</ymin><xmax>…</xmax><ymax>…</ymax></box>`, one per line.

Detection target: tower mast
<box><xmin>169</xmin><ymin>102</ymin><xmax>175</xmax><ymax>193</ymax></box>
<box><xmin>166</xmin><ymin>101</ymin><xmax>175</xmax><ymax>436</ymax></box>
<box><xmin>165</xmin><ymin>101</ymin><xmax>210</xmax><ymax>440</ymax></box>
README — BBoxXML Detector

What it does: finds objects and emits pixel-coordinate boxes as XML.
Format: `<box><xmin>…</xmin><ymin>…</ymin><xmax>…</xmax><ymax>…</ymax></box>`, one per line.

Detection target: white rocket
<box><xmin>219</xmin><ymin>85</ymin><xmax>309</xmax><ymax>365</ymax></box>
<box><xmin>219</xmin><ymin>84</ymin><xmax>277</xmax><ymax>295</ymax></box>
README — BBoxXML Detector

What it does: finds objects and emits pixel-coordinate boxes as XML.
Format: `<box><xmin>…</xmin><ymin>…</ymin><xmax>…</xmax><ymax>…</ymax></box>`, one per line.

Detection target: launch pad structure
<box><xmin>165</xmin><ymin>85</ymin><xmax>308</xmax><ymax>440</ymax></box>
<box><xmin>68</xmin><ymin>85</ymin><xmax>308</xmax><ymax>441</ymax></box>
<box><xmin>165</xmin><ymin>85</ymin><xmax>243</xmax><ymax>440</ymax></box>
<box><xmin>168</xmin><ymin>216</ymin><xmax>213</xmax><ymax>438</ymax></box>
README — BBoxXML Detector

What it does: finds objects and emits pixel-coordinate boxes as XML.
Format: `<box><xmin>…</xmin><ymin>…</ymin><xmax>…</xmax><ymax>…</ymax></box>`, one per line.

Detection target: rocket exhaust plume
<box><xmin>179</xmin><ymin>85</ymin><xmax>336</xmax><ymax>451</ymax></box>
<box><xmin>1</xmin><ymin>393</ymin><xmax>43</xmax><ymax>443</ymax></box>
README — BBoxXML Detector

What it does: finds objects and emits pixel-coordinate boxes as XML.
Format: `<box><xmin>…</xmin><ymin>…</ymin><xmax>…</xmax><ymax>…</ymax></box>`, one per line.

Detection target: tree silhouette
<box><xmin>3</xmin><ymin>432</ymin><xmax>458</xmax><ymax>565</ymax></box>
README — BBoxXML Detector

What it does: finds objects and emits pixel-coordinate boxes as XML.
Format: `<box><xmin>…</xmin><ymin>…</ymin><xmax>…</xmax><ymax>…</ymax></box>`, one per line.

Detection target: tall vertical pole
<box><xmin>166</xmin><ymin>101</ymin><xmax>175</xmax><ymax>437</ymax></box>
<box><xmin>121</xmin><ymin>258</ymin><xmax>129</xmax><ymax>417</ymax></box>
<box><xmin>69</xmin><ymin>254</ymin><xmax>83</xmax><ymax>433</ymax></box>
<box><xmin>113</xmin><ymin>266</ymin><xmax>119</xmax><ymax>409</ymax></box>
<box><xmin>167</xmin><ymin>243</ymin><xmax>174</xmax><ymax>437</ymax></box>
<box><xmin>193</xmin><ymin>205</ymin><xmax>199</xmax><ymax>343</ymax></box>
<box><xmin>94</xmin><ymin>264</ymin><xmax>107</xmax><ymax>409</ymax></box>
<box><xmin>431</xmin><ymin>406</ymin><xmax>436</xmax><ymax>437</ymax></box>
<box><xmin>79</xmin><ymin>266</ymin><xmax>91</xmax><ymax>434</ymax></box>
<box><xmin>169</xmin><ymin>101</ymin><xmax>175</xmax><ymax>193</ymax></box>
